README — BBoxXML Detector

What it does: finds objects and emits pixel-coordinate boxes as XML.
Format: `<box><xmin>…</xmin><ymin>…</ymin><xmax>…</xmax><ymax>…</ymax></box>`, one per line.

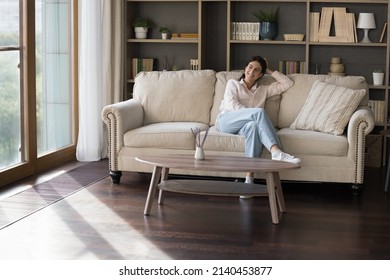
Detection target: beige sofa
<box><xmin>102</xmin><ymin>70</ymin><xmax>375</xmax><ymax>188</ymax></box>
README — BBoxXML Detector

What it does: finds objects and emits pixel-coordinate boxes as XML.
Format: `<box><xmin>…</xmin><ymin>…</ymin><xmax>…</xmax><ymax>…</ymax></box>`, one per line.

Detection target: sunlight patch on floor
<box><xmin>0</xmin><ymin>188</ymin><xmax>172</xmax><ymax>260</ymax></box>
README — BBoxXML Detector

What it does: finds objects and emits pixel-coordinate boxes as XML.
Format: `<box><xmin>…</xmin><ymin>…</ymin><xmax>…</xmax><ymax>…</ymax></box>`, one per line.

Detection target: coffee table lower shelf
<box><xmin>158</xmin><ymin>179</ymin><xmax>269</xmax><ymax>197</ymax></box>
<box><xmin>155</xmin><ymin>179</ymin><xmax>285</xmax><ymax>224</ymax></box>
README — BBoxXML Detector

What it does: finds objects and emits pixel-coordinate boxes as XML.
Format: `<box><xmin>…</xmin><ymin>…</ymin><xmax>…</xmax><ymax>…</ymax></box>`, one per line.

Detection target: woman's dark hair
<box><xmin>239</xmin><ymin>56</ymin><xmax>267</xmax><ymax>81</ymax></box>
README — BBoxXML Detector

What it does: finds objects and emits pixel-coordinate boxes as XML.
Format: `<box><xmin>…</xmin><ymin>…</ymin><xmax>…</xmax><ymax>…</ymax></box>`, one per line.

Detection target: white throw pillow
<box><xmin>290</xmin><ymin>80</ymin><xmax>366</xmax><ymax>135</ymax></box>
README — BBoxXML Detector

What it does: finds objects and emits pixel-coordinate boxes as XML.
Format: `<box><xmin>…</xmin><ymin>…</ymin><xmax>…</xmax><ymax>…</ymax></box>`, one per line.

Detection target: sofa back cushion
<box><xmin>133</xmin><ymin>70</ymin><xmax>216</xmax><ymax>125</ymax></box>
<box><xmin>278</xmin><ymin>74</ymin><xmax>368</xmax><ymax>128</ymax></box>
<box><xmin>210</xmin><ymin>71</ymin><xmax>281</xmax><ymax>127</ymax></box>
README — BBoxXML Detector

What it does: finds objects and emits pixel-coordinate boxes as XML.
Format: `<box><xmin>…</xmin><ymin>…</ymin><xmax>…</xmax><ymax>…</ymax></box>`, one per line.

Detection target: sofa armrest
<box><xmin>347</xmin><ymin>106</ymin><xmax>375</xmax><ymax>184</ymax></box>
<box><xmin>347</xmin><ymin>106</ymin><xmax>375</xmax><ymax>140</ymax></box>
<box><xmin>101</xmin><ymin>99</ymin><xmax>144</xmax><ymax>171</ymax></box>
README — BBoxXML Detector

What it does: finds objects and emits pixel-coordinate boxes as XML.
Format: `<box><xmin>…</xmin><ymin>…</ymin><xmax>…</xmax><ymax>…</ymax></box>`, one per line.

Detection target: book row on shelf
<box><xmin>132</xmin><ymin>58</ymin><xmax>156</xmax><ymax>79</ymax></box>
<box><xmin>368</xmin><ymin>100</ymin><xmax>386</xmax><ymax>124</ymax></box>
<box><xmin>171</xmin><ymin>33</ymin><xmax>199</xmax><ymax>40</ymax></box>
<box><xmin>278</xmin><ymin>61</ymin><xmax>306</xmax><ymax>75</ymax></box>
<box><xmin>231</xmin><ymin>22</ymin><xmax>260</xmax><ymax>40</ymax></box>
<box><xmin>131</xmin><ymin>58</ymin><xmax>199</xmax><ymax>78</ymax></box>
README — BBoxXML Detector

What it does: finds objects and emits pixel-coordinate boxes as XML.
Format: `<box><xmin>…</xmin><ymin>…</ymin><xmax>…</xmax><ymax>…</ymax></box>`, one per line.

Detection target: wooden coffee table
<box><xmin>136</xmin><ymin>154</ymin><xmax>300</xmax><ymax>224</ymax></box>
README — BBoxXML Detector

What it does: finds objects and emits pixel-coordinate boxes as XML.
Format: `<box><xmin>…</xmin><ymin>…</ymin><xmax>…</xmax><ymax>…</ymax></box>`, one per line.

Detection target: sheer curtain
<box><xmin>76</xmin><ymin>0</ymin><xmax>124</xmax><ymax>161</ymax></box>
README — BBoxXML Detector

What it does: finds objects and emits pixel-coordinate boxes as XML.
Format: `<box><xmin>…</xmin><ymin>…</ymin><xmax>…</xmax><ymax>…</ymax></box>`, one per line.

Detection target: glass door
<box><xmin>0</xmin><ymin>0</ymin><xmax>77</xmax><ymax>188</ymax></box>
<box><xmin>0</xmin><ymin>0</ymin><xmax>24</xmax><ymax>171</ymax></box>
<box><xmin>36</xmin><ymin>0</ymin><xmax>73</xmax><ymax>156</ymax></box>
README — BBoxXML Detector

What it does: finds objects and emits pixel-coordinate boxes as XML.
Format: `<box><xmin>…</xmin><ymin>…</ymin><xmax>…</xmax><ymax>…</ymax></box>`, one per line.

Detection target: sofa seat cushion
<box><xmin>124</xmin><ymin>122</ymin><xmax>209</xmax><ymax>149</ymax></box>
<box><xmin>277</xmin><ymin>128</ymin><xmax>348</xmax><ymax>157</ymax></box>
<box><xmin>203</xmin><ymin>126</ymin><xmax>245</xmax><ymax>152</ymax></box>
<box><xmin>203</xmin><ymin>127</ymin><xmax>347</xmax><ymax>157</ymax></box>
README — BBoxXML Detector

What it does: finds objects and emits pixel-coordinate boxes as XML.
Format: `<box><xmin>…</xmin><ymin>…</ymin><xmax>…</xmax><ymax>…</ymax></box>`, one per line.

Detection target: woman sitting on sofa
<box><xmin>216</xmin><ymin>55</ymin><xmax>301</xmax><ymax>189</ymax></box>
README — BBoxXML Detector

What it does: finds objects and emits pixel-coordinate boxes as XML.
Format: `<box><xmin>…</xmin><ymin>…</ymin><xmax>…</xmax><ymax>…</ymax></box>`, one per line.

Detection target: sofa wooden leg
<box><xmin>110</xmin><ymin>171</ymin><xmax>122</xmax><ymax>184</ymax></box>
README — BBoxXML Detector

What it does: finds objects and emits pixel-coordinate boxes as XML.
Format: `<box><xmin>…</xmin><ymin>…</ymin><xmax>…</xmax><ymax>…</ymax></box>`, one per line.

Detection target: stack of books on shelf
<box><xmin>171</xmin><ymin>33</ymin><xmax>198</xmax><ymax>40</ymax></box>
<box><xmin>190</xmin><ymin>59</ymin><xmax>199</xmax><ymax>70</ymax></box>
<box><xmin>310</xmin><ymin>7</ymin><xmax>356</xmax><ymax>43</ymax></box>
<box><xmin>231</xmin><ymin>22</ymin><xmax>260</xmax><ymax>40</ymax></box>
<box><xmin>278</xmin><ymin>60</ymin><xmax>306</xmax><ymax>75</ymax></box>
<box><xmin>368</xmin><ymin>100</ymin><xmax>386</xmax><ymax>123</ymax></box>
<box><xmin>132</xmin><ymin>58</ymin><xmax>156</xmax><ymax>79</ymax></box>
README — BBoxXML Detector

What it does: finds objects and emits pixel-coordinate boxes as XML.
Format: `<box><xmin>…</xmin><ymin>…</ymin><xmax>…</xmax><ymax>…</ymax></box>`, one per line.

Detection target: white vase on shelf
<box><xmin>373</xmin><ymin>71</ymin><xmax>385</xmax><ymax>85</ymax></box>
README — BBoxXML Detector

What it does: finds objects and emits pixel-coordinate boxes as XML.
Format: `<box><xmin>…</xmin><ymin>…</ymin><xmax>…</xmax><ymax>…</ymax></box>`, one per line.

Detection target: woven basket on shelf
<box><xmin>283</xmin><ymin>34</ymin><xmax>305</xmax><ymax>41</ymax></box>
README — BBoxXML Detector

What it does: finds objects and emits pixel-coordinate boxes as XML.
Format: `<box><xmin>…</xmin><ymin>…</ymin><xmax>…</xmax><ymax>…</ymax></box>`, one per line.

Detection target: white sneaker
<box><xmin>240</xmin><ymin>195</ymin><xmax>253</xmax><ymax>199</ymax></box>
<box><xmin>240</xmin><ymin>177</ymin><xmax>253</xmax><ymax>199</ymax></box>
<box><xmin>272</xmin><ymin>151</ymin><xmax>301</xmax><ymax>164</ymax></box>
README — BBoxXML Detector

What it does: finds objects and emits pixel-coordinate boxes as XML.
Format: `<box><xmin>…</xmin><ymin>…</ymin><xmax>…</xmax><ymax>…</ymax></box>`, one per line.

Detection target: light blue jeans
<box><xmin>216</xmin><ymin>108</ymin><xmax>281</xmax><ymax>158</ymax></box>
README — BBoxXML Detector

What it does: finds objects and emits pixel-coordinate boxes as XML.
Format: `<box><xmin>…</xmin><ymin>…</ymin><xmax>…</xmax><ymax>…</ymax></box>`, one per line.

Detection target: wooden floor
<box><xmin>0</xmin><ymin>160</ymin><xmax>389</xmax><ymax>260</ymax></box>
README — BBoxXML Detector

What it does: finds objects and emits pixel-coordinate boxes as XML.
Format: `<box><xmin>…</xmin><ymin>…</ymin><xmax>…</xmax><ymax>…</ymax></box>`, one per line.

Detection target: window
<box><xmin>0</xmin><ymin>0</ymin><xmax>23</xmax><ymax>170</ymax></box>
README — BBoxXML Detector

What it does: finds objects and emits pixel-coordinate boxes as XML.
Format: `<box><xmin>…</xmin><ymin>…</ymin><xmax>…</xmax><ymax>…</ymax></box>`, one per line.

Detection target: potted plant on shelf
<box><xmin>373</xmin><ymin>69</ymin><xmax>385</xmax><ymax>85</ymax></box>
<box><xmin>132</xmin><ymin>18</ymin><xmax>155</xmax><ymax>39</ymax></box>
<box><xmin>252</xmin><ymin>7</ymin><xmax>279</xmax><ymax>40</ymax></box>
<box><xmin>159</xmin><ymin>26</ymin><xmax>170</xmax><ymax>40</ymax></box>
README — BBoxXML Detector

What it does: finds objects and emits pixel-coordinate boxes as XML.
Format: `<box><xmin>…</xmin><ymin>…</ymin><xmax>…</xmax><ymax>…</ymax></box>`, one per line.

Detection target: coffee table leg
<box><xmin>144</xmin><ymin>165</ymin><xmax>163</xmax><ymax>215</ymax></box>
<box><xmin>158</xmin><ymin>167</ymin><xmax>169</xmax><ymax>205</ymax></box>
<box><xmin>266</xmin><ymin>172</ymin><xmax>280</xmax><ymax>224</ymax></box>
<box><xmin>272</xmin><ymin>172</ymin><xmax>286</xmax><ymax>213</ymax></box>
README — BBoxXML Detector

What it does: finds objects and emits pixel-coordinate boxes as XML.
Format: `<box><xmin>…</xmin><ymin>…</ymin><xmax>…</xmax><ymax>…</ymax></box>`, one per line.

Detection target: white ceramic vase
<box><xmin>373</xmin><ymin>72</ymin><xmax>385</xmax><ymax>85</ymax></box>
<box><xmin>194</xmin><ymin>146</ymin><xmax>205</xmax><ymax>160</ymax></box>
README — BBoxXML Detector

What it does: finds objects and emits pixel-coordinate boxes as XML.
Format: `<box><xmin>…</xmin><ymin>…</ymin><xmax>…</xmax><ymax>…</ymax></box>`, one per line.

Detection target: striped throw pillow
<box><xmin>290</xmin><ymin>80</ymin><xmax>366</xmax><ymax>135</ymax></box>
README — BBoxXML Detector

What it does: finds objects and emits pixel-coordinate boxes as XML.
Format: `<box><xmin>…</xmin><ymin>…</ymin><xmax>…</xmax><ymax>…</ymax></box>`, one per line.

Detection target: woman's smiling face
<box><xmin>245</xmin><ymin>61</ymin><xmax>263</xmax><ymax>82</ymax></box>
